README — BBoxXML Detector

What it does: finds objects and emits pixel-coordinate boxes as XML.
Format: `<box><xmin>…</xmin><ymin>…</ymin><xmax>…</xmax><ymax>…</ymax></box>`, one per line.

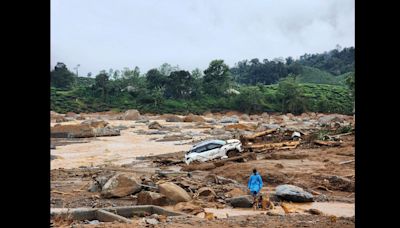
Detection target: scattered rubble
<box><xmin>51</xmin><ymin>112</ymin><xmax>355</xmax><ymax>227</ymax></box>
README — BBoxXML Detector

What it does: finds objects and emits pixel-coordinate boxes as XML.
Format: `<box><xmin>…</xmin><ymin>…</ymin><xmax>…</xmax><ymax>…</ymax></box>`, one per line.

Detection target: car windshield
<box><xmin>192</xmin><ymin>140</ymin><xmax>226</xmax><ymax>150</ymax></box>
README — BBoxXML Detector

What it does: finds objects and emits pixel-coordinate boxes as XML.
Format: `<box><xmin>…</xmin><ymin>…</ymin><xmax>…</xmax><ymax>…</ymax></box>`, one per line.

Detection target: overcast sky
<box><xmin>51</xmin><ymin>0</ymin><xmax>354</xmax><ymax>76</ymax></box>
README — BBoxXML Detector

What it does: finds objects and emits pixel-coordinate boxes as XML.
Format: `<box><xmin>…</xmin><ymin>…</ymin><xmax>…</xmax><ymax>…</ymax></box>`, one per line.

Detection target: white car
<box><xmin>184</xmin><ymin>139</ymin><xmax>244</xmax><ymax>165</ymax></box>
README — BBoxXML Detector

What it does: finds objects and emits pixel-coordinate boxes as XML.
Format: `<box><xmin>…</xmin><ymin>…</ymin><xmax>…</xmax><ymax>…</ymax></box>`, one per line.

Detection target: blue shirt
<box><xmin>248</xmin><ymin>172</ymin><xmax>263</xmax><ymax>193</ymax></box>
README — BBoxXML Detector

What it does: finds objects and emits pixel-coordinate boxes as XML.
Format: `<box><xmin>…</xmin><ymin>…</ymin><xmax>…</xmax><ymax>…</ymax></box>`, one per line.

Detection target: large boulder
<box><xmin>94</xmin><ymin>126</ymin><xmax>121</xmax><ymax>137</ymax></box>
<box><xmin>228</xmin><ymin>195</ymin><xmax>253</xmax><ymax>208</ymax></box>
<box><xmin>51</xmin><ymin>123</ymin><xmax>120</xmax><ymax>138</ymax></box>
<box><xmin>65</xmin><ymin>112</ymin><xmax>77</xmax><ymax>118</ymax></box>
<box><xmin>162</xmin><ymin>114</ymin><xmax>183</xmax><ymax>122</ymax></box>
<box><xmin>148</xmin><ymin>121</ymin><xmax>163</xmax><ymax>130</ymax></box>
<box><xmin>220</xmin><ymin>116</ymin><xmax>239</xmax><ymax>124</ymax></box>
<box><xmin>205</xmin><ymin>174</ymin><xmax>238</xmax><ymax>185</ymax></box>
<box><xmin>183</xmin><ymin>114</ymin><xmax>205</xmax><ymax>122</ymax></box>
<box><xmin>194</xmin><ymin>187</ymin><xmax>217</xmax><ymax>201</ymax></box>
<box><xmin>158</xmin><ymin>182</ymin><xmax>191</xmax><ymax>203</ymax></box>
<box><xmin>275</xmin><ymin>184</ymin><xmax>313</xmax><ymax>202</ymax></box>
<box><xmin>225</xmin><ymin>188</ymin><xmax>246</xmax><ymax>198</ymax></box>
<box><xmin>256</xmin><ymin>124</ymin><xmax>280</xmax><ymax>132</ymax></box>
<box><xmin>286</xmin><ymin>113</ymin><xmax>295</xmax><ymax>120</ymax></box>
<box><xmin>261</xmin><ymin>112</ymin><xmax>270</xmax><ymax>121</ymax></box>
<box><xmin>101</xmin><ymin>174</ymin><xmax>142</xmax><ymax>198</ymax></box>
<box><xmin>240</xmin><ymin>114</ymin><xmax>251</xmax><ymax>121</ymax></box>
<box><xmin>137</xmin><ymin>191</ymin><xmax>169</xmax><ymax>206</ymax></box>
<box><xmin>51</xmin><ymin>124</ymin><xmax>94</xmax><ymax>138</ymax></box>
<box><xmin>81</xmin><ymin>119</ymin><xmax>109</xmax><ymax>128</ymax></box>
<box><xmin>326</xmin><ymin>175</ymin><xmax>354</xmax><ymax>192</ymax></box>
<box><xmin>124</xmin><ymin>109</ymin><xmax>141</xmax><ymax>120</ymax></box>
<box><xmin>318</xmin><ymin>115</ymin><xmax>344</xmax><ymax>125</ymax></box>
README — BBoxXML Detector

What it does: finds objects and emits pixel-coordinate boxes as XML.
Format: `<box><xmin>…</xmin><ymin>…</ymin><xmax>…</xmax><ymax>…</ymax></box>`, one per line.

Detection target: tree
<box><xmin>203</xmin><ymin>60</ymin><xmax>232</xmax><ymax>96</ymax></box>
<box><xmin>51</xmin><ymin>62</ymin><xmax>76</xmax><ymax>89</ymax></box>
<box><xmin>191</xmin><ymin>68</ymin><xmax>203</xmax><ymax>79</ymax></box>
<box><xmin>151</xmin><ymin>87</ymin><xmax>165</xmax><ymax>109</ymax></box>
<box><xmin>165</xmin><ymin>70</ymin><xmax>194</xmax><ymax>99</ymax></box>
<box><xmin>285</xmin><ymin>57</ymin><xmax>294</xmax><ymax>65</ymax></box>
<box><xmin>112</xmin><ymin>70</ymin><xmax>121</xmax><ymax>80</ymax></box>
<box><xmin>146</xmin><ymin>68</ymin><xmax>166</xmax><ymax>90</ymax></box>
<box><xmin>94</xmin><ymin>71</ymin><xmax>110</xmax><ymax>102</ymax></box>
<box><xmin>133</xmin><ymin>66</ymin><xmax>140</xmax><ymax>78</ymax></box>
<box><xmin>159</xmin><ymin>63</ymin><xmax>179</xmax><ymax>76</ymax></box>
<box><xmin>234</xmin><ymin>87</ymin><xmax>269</xmax><ymax>113</ymax></box>
<box><xmin>275</xmin><ymin>77</ymin><xmax>307</xmax><ymax>114</ymax></box>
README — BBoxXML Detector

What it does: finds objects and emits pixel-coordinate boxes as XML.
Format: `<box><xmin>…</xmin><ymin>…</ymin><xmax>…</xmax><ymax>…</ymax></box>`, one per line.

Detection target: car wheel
<box><xmin>227</xmin><ymin>149</ymin><xmax>239</xmax><ymax>158</ymax></box>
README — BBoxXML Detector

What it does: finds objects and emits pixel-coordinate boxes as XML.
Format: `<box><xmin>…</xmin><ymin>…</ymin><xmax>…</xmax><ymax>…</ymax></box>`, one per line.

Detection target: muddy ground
<box><xmin>51</xmin><ymin>111</ymin><xmax>355</xmax><ymax>227</ymax></box>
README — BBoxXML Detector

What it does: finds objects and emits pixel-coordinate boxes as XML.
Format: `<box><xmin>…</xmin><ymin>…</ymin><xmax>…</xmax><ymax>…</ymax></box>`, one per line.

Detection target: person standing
<box><xmin>248</xmin><ymin>168</ymin><xmax>263</xmax><ymax>208</ymax></box>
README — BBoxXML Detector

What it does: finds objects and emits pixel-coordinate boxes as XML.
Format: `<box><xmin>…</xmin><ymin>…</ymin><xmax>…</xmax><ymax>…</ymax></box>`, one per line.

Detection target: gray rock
<box><xmin>146</xmin><ymin>218</ymin><xmax>159</xmax><ymax>225</ymax></box>
<box><xmin>88</xmin><ymin>182</ymin><xmax>101</xmax><ymax>192</ymax></box>
<box><xmin>220</xmin><ymin>116</ymin><xmax>239</xmax><ymax>124</ymax></box>
<box><xmin>114</xmin><ymin>125</ymin><xmax>129</xmax><ymax>131</ymax></box>
<box><xmin>136</xmin><ymin>118</ymin><xmax>150</xmax><ymax>123</ymax></box>
<box><xmin>95</xmin><ymin>175</ymin><xmax>111</xmax><ymax>188</ymax></box>
<box><xmin>50</xmin><ymin>144</ymin><xmax>56</xmax><ymax>149</ymax></box>
<box><xmin>229</xmin><ymin>195</ymin><xmax>253</xmax><ymax>208</ymax></box>
<box><xmin>326</xmin><ymin>175</ymin><xmax>354</xmax><ymax>192</ymax></box>
<box><xmin>263</xmin><ymin>124</ymin><xmax>281</xmax><ymax>129</ymax></box>
<box><xmin>145</xmin><ymin>130</ymin><xmax>169</xmax><ymax>135</ymax></box>
<box><xmin>50</xmin><ymin>155</ymin><xmax>61</xmax><ymax>161</ymax></box>
<box><xmin>314</xmin><ymin>194</ymin><xmax>329</xmax><ymax>202</ymax></box>
<box><xmin>94</xmin><ymin>126</ymin><xmax>121</xmax><ymax>137</ymax></box>
<box><xmin>88</xmin><ymin>220</ymin><xmax>100</xmax><ymax>225</ymax></box>
<box><xmin>318</xmin><ymin>115</ymin><xmax>344</xmax><ymax>125</ymax></box>
<box><xmin>206</xmin><ymin>119</ymin><xmax>217</xmax><ymax>124</ymax></box>
<box><xmin>209</xmin><ymin>128</ymin><xmax>227</xmax><ymax>135</ymax></box>
<box><xmin>275</xmin><ymin>184</ymin><xmax>313</xmax><ymax>202</ymax></box>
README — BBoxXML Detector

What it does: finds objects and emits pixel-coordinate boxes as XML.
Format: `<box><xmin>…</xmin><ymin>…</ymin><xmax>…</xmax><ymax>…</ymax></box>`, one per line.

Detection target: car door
<box><xmin>194</xmin><ymin>146</ymin><xmax>211</xmax><ymax>162</ymax></box>
<box><xmin>206</xmin><ymin>143</ymin><xmax>223</xmax><ymax>159</ymax></box>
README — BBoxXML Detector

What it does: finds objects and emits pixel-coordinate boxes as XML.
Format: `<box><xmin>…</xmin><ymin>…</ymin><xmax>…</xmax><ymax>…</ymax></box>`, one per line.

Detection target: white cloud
<box><xmin>51</xmin><ymin>0</ymin><xmax>354</xmax><ymax>75</ymax></box>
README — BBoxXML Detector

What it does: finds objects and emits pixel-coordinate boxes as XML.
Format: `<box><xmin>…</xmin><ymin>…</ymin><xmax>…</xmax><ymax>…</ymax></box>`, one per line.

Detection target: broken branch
<box><xmin>339</xmin><ymin>159</ymin><xmax>355</xmax><ymax>165</ymax></box>
<box><xmin>314</xmin><ymin>140</ymin><xmax>341</xmax><ymax>147</ymax></box>
<box><xmin>241</xmin><ymin>129</ymin><xmax>277</xmax><ymax>140</ymax></box>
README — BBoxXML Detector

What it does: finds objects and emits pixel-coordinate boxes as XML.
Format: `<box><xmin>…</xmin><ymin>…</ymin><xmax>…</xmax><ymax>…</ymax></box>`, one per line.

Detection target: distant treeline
<box><xmin>51</xmin><ymin>46</ymin><xmax>355</xmax><ymax>115</ymax></box>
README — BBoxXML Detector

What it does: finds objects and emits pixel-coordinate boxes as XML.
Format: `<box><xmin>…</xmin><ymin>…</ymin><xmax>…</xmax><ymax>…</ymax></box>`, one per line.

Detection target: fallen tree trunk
<box><xmin>244</xmin><ymin>141</ymin><xmax>300</xmax><ymax>151</ymax></box>
<box><xmin>241</xmin><ymin>129</ymin><xmax>277</xmax><ymax>140</ymax></box>
<box><xmin>182</xmin><ymin>153</ymin><xmax>256</xmax><ymax>171</ymax></box>
<box><xmin>314</xmin><ymin>140</ymin><xmax>341</xmax><ymax>147</ymax></box>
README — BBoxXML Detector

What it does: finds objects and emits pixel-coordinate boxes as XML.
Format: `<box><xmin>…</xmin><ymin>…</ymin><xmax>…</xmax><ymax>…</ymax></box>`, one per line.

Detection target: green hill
<box><xmin>295</xmin><ymin>66</ymin><xmax>344</xmax><ymax>85</ymax></box>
